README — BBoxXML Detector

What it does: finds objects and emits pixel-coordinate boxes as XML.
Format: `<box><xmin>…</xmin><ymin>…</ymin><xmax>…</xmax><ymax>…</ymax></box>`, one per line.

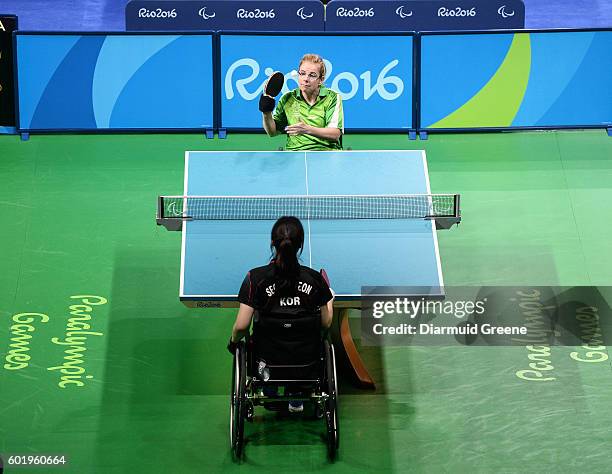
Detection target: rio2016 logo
<box><xmin>236</xmin><ymin>8</ymin><xmax>275</xmax><ymax>19</ymax></box>
<box><xmin>137</xmin><ymin>7</ymin><xmax>177</xmax><ymax>18</ymax></box>
<box><xmin>437</xmin><ymin>7</ymin><xmax>476</xmax><ymax>17</ymax></box>
<box><xmin>224</xmin><ymin>59</ymin><xmax>404</xmax><ymax>101</ymax></box>
<box><xmin>335</xmin><ymin>7</ymin><xmax>375</xmax><ymax>17</ymax></box>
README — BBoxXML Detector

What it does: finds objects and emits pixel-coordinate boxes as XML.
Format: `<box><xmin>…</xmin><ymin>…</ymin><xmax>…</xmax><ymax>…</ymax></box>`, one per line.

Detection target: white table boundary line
<box><xmin>304</xmin><ymin>151</ymin><xmax>313</xmax><ymax>268</ymax></box>
<box><xmin>179</xmin><ymin>291</ymin><xmax>445</xmax><ymax>298</ymax></box>
<box><xmin>180</xmin><ymin>150</ymin><xmax>191</xmax><ymax>297</ymax></box>
<box><xmin>420</xmin><ymin>150</ymin><xmax>444</xmax><ymax>288</ymax></box>
<box><xmin>183</xmin><ymin>150</ymin><xmax>425</xmax><ymax>154</ymax></box>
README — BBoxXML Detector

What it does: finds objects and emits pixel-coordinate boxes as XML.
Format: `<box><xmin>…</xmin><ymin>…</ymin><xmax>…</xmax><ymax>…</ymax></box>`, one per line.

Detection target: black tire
<box><xmin>324</xmin><ymin>341</ymin><xmax>339</xmax><ymax>459</ymax></box>
<box><xmin>230</xmin><ymin>343</ymin><xmax>246</xmax><ymax>459</ymax></box>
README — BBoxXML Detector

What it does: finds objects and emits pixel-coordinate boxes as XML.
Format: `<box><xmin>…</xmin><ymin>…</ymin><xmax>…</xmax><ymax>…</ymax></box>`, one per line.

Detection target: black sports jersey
<box><xmin>238</xmin><ymin>263</ymin><xmax>333</xmax><ymax>315</ymax></box>
<box><xmin>238</xmin><ymin>263</ymin><xmax>333</xmax><ymax>365</ymax></box>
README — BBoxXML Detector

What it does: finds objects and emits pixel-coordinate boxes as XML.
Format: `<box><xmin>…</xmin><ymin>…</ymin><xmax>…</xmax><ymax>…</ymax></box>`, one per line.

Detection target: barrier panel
<box><xmin>420</xmin><ymin>29</ymin><xmax>612</xmax><ymax>130</ymax></box>
<box><xmin>0</xmin><ymin>15</ymin><xmax>17</xmax><ymax>130</ymax></box>
<box><xmin>15</xmin><ymin>32</ymin><xmax>214</xmax><ymax>132</ymax></box>
<box><xmin>325</xmin><ymin>0</ymin><xmax>524</xmax><ymax>32</ymax></box>
<box><xmin>219</xmin><ymin>33</ymin><xmax>414</xmax><ymax>131</ymax></box>
<box><xmin>11</xmin><ymin>28</ymin><xmax>610</xmax><ymax>134</ymax></box>
<box><xmin>126</xmin><ymin>0</ymin><xmax>325</xmax><ymax>31</ymax></box>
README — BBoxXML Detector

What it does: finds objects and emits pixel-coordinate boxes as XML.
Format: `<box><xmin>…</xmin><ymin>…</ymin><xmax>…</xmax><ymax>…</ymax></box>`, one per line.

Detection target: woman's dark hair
<box><xmin>271</xmin><ymin>216</ymin><xmax>304</xmax><ymax>292</ymax></box>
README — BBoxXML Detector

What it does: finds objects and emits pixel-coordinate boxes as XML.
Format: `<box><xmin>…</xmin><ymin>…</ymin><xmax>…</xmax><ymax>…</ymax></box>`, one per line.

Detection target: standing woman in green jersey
<box><xmin>261</xmin><ymin>54</ymin><xmax>344</xmax><ymax>151</ymax></box>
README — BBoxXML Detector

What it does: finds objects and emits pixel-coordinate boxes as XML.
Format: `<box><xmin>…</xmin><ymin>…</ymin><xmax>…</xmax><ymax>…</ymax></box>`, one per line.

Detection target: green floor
<box><xmin>1</xmin><ymin>130</ymin><xmax>611</xmax><ymax>473</ymax></box>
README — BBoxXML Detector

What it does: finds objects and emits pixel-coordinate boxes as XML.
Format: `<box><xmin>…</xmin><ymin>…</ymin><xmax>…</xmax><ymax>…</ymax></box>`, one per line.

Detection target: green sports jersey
<box><xmin>273</xmin><ymin>86</ymin><xmax>344</xmax><ymax>151</ymax></box>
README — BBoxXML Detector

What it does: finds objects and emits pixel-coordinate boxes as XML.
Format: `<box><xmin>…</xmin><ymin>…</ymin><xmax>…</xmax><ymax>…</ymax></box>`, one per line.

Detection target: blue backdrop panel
<box><xmin>420</xmin><ymin>30</ymin><xmax>612</xmax><ymax>129</ymax></box>
<box><xmin>325</xmin><ymin>0</ymin><xmax>524</xmax><ymax>31</ymax></box>
<box><xmin>513</xmin><ymin>31</ymin><xmax>612</xmax><ymax>127</ymax></box>
<box><xmin>220</xmin><ymin>34</ymin><xmax>413</xmax><ymax>130</ymax></box>
<box><xmin>16</xmin><ymin>33</ymin><xmax>214</xmax><ymax>131</ymax></box>
<box><xmin>126</xmin><ymin>0</ymin><xmax>324</xmax><ymax>31</ymax></box>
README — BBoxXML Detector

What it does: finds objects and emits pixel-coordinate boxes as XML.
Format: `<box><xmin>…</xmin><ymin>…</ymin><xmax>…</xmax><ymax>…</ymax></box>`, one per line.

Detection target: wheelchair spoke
<box><xmin>229</xmin><ymin>344</ymin><xmax>246</xmax><ymax>460</ymax></box>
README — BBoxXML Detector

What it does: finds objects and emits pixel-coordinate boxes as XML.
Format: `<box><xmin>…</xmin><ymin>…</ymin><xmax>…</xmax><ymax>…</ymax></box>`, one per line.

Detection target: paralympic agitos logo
<box><xmin>395</xmin><ymin>6</ymin><xmax>413</xmax><ymax>19</ymax></box>
<box><xmin>497</xmin><ymin>5</ymin><xmax>515</xmax><ymax>18</ymax></box>
<box><xmin>198</xmin><ymin>7</ymin><xmax>216</xmax><ymax>20</ymax></box>
<box><xmin>296</xmin><ymin>7</ymin><xmax>314</xmax><ymax>20</ymax></box>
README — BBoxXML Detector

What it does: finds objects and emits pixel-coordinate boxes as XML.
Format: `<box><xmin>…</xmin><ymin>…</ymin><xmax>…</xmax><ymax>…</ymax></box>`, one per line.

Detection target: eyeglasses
<box><xmin>298</xmin><ymin>70</ymin><xmax>319</xmax><ymax>79</ymax></box>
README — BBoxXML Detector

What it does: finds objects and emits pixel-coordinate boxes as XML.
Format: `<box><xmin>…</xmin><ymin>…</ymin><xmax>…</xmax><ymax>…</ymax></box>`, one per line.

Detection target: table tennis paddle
<box><xmin>264</xmin><ymin>71</ymin><xmax>284</xmax><ymax>97</ymax></box>
<box><xmin>259</xmin><ymin>71</ymin><xmax>284</xmax><ymax>113</ymax></box>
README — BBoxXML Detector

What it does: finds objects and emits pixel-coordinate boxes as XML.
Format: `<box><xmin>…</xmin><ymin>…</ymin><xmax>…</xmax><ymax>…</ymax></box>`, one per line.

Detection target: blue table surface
<box><xmin>180</xmin><ymin>150</ymin><xmax>443</xmax><ymax>302</ymax></box>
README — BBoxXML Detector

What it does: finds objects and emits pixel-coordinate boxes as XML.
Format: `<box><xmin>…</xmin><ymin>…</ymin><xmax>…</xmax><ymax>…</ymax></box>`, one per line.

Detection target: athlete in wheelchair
<box><xmin>227</xmin><ymin>216</ymin><xmax>339</xmax><ymax>459</ymax></box>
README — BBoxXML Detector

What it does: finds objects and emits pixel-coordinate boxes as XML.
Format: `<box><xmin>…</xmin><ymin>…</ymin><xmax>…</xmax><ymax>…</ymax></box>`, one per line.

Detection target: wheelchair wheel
<box><xmin>230</xmin><ymin>342</ymin><xmax>247</xmax><ymax>459</ymax></box>
<box><xmin>324</xmin><ymin>341</ymin><xmax>339</xmax><ymax>459</ymax></box>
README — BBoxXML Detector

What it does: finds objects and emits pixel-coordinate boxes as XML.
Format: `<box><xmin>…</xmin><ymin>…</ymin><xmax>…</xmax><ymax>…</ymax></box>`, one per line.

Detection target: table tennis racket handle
<box><xmin>320</xmin><ymin>268</ymin><xmax>330</xmax><ymax>286</ymax></box>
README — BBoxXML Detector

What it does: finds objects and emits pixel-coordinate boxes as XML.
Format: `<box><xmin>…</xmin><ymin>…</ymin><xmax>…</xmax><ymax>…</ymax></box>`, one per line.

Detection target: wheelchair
<box><xmin>229</xmin><ymin>327</ymin><xmax>339</xmax><ymax>460</ymax></box>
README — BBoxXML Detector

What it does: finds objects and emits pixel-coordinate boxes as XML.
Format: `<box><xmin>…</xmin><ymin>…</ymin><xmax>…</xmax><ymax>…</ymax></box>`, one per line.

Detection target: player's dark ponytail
<box><xmin>271</xmin><ymin>216</ymin><xmax>304</xmax><ymax>293</ymax></box>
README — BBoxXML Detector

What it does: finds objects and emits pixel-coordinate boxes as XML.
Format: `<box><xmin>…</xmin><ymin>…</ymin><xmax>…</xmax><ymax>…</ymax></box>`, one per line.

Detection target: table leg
<box><xmin>331</xmin><ymin>308</ymin><xmax>375</xmax><ymax>389</ymax></box>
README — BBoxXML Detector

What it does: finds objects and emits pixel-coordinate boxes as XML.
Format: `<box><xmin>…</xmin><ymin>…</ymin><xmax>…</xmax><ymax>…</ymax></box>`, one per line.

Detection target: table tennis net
<box><xmin>158</xmin><ymin>194</ymin><xmax>460</xmax><ymax>220</ymax></box>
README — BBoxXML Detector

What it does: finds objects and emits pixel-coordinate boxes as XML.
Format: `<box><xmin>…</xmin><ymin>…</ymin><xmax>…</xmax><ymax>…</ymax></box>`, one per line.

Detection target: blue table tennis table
<box><xmin>160</xmin><ymin>150</ymin><xmax>460</xmax><ymax>387</ymax></box>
